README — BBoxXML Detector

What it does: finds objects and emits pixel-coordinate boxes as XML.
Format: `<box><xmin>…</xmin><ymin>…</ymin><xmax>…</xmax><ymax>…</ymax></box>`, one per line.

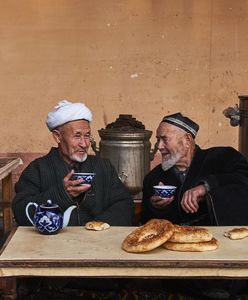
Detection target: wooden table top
<box><xmin>0</xmin><ymin>226</ymin><xmax>247</xmax><ymax>278</ymax></box>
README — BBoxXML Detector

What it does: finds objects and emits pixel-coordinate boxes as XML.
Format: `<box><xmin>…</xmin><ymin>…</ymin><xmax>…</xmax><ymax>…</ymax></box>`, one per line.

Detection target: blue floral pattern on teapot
<box><xmin>25</xmin><ymin>200</ymin><xmax>76</xmax><ymax>235</ymax></box>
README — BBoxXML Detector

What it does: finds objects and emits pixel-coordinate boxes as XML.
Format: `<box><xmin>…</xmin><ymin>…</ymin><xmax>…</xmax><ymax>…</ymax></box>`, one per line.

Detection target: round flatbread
<box><xmin>85</xmin><ymin>221</ymin><xmax>110</xmax><ymax>231</ymax></box>
<box><xmin>224</xmin><ymin>228</ymin><xmax>248</xmax><ymax>240</ymax></box>
<box><xmin>168</xmin><ymin>225</ymin><xmax>213</xmax><ymax>243</ymax></box>
<box><xmin>122</xmin><ymin>219</ymin><xmax>174</xmax><ymax>253</ymax></box>
<box><xmin>163</xmin><ymin>238</ymin><xmax>218</xmax><ymax>252</ymax></box>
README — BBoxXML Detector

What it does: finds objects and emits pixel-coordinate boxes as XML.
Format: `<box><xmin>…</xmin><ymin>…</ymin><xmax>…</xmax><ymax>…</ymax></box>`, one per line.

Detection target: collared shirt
<box><xmin>173</xmin><ymin>167</ymin><xmax>188</xmax><ymax>183</ymax></box>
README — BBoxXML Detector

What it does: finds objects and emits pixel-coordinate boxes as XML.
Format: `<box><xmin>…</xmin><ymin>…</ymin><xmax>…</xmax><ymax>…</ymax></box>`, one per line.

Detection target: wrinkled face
<box><xmin>52</xmin><ymin>120</ymin><xmax>91</xmax><ymax>165</ymax></box>
<box><xmin>156</xmin><ymin>122</ymin><xmax>189</xmax><ymax>171</ymax></box>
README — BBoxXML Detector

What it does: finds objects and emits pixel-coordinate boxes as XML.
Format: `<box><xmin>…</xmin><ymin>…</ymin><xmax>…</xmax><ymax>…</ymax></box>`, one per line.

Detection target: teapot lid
<box><xmin>40</xmin><ymin>199</ymin><xmax>59</xmax><ymax>209</ymax></box>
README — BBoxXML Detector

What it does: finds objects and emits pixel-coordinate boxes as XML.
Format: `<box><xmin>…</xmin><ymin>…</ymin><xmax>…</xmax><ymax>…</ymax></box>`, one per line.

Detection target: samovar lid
<box><xmin>106</xmin><ymin>114</ymin><xmax>145</xmax><ymax>130</ymax></box>
<box><xmin>98</xmin><ymin>114</ymin><xmax>152</xmax><ymax>140</ymax></box>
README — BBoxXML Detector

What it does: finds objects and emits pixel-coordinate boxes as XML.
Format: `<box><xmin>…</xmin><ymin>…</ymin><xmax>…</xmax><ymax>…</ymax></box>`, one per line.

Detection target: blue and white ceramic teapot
<box><xmin>25</xmin><ymin>200</ymin><xmax>76</xmax><ymax>235</ymax></box>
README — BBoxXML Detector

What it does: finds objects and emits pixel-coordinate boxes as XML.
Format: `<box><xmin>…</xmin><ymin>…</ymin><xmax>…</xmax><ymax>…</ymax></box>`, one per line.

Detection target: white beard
<box><xmin>70</xmin><ymin>153</ymin><xmax>87</xmax><ymax>163</ymax></box>
<box><xmin>161</xmin><ymin>152</ymin><xmax>181</xmax><ymax>171</ymax></box>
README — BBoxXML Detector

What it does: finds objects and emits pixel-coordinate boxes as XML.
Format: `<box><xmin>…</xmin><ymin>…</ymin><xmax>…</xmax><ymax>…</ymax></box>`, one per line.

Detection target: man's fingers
<box><xmin>67</xmin><ymin>183</ymin><xmax>91</xmax><ymax>192</ymax></box>
<box><xmin>182</xmin><ymin>193</ymin><xmax>200</xmax><ymax>213</ymax></box>
<box><xmin>66</xmin><ymin>183</ymin><xmax>91</xmax><ymax>198</ymax></box>
<box><xmin>183</xmin><ymin>201</ymin><xmax>197</xmax><ymax>213</ymax></box>
<box><xmin>151</xmin><ymin>196</ymin><xmax>174</xmax><ymax>208</ymax></box>
<box><xmin>181</xmin><ymin>192</ymin><xmax>192</xmax><ymax>213</ymax></box>
<box><xmin>64</xmin><ymin>169</ymin><xmax>74</xmax><ymax>181</ymax></box>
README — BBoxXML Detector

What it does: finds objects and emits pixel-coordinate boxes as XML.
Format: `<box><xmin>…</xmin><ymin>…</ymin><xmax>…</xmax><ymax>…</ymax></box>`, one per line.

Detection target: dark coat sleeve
<box><xmin>202</xmin><ymin>147</ymin><xmax>248</xmax><ymax>225</ymax></box>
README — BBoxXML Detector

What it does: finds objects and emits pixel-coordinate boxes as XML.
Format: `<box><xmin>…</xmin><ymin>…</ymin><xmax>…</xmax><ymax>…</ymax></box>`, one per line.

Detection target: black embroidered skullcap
<box><xmin>161</xmin><ymin>112</ymin><xmax>199</xmax><ymax>138</ymax></box>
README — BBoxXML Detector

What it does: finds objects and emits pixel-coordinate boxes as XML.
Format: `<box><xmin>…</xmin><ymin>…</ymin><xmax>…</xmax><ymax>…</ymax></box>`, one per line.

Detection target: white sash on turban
<box><xmin>46</xmin><ymin>100</ymin><xmax>92</xmax><ymax>131</ymax></box>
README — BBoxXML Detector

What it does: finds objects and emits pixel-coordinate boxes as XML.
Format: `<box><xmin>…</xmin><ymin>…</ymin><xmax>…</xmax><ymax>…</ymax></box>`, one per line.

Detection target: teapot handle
<box><xmin>25</xmin><ymin>202</ymin><xmax>38</xmax><ymax>225</ymax></box>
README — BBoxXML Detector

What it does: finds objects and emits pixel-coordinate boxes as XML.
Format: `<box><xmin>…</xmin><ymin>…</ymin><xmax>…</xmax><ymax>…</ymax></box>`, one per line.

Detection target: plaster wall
<box><xmin>0</xmin><ymin>0</ymin><xmax>248</xmax><ymax>177</ymax></box>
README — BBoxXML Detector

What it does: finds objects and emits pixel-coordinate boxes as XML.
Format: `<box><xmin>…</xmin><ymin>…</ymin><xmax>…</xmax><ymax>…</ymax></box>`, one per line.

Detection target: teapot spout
<box><xmin>62</xmin><ymin>205</ymin><xmax>77</xmax><ymax>228</ymax></box>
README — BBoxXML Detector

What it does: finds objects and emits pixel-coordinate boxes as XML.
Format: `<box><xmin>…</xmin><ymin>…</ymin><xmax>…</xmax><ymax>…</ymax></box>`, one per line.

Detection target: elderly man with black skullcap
<box><xmin>12</xmin><ymin>100</ymin><xmax>134</xmax><ymax>226</ymax></box>
<box><xmin>141</xmin><ymin>112</ymin><xmax>248</xmax><ymax>227</ymax></box>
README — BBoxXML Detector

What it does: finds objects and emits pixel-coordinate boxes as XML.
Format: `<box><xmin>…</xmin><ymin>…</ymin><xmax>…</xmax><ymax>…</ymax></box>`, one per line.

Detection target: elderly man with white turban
<box><xmin>12</xmin><ymin>100</ymin><xmax>134</xmax><ymax>226</ymax></box>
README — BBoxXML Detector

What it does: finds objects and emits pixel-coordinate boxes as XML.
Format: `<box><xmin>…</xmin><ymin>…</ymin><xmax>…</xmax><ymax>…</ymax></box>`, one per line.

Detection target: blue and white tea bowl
<box><xmin>153</xmin><ymin>185</ymin><xmax>177</xmax><ymax>198</ymax></box>
<box><xmin>72</xmin><ymin>172</ymin><xmax>96</xmax><ymax>184</ymax></box>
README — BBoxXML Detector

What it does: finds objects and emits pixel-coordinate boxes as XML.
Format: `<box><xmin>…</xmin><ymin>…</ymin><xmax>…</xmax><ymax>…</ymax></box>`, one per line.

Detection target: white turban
<box><xmin>46</xmin><ymin>100</ymin><xmax>93</xmax><ymax>131</ymax></box>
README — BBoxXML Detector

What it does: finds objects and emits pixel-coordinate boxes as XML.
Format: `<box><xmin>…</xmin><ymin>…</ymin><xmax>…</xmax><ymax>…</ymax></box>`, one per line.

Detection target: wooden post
<box><xmin>2</xmin><ymin>173</ymin><xmax>13</xmax><ymax>235</ymax></box>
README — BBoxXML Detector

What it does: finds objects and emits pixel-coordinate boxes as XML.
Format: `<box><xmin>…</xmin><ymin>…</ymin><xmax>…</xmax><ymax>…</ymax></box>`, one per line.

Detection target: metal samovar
<box><xmin>91</xmin><ymin>114</ymin><xmax>157</xmax><ymax>198</ymax></box>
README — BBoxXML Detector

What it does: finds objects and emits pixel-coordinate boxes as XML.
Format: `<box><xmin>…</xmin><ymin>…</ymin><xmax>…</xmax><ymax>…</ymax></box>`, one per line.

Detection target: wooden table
<box><xmin>0</xmin><ymin>226</ymin><xmax>247</xmax><ymax>299</ymax></box>
<box><xmin>0</xmin><ymin>157</ymin><xmax>22</xmax><ymax>237</ymax></box>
